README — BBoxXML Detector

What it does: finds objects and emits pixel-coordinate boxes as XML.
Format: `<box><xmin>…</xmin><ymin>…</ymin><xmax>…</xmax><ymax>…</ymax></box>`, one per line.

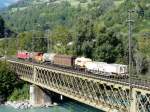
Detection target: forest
<box><xmin>0</xmin><ymin>0</ymin><xmax>149</xmax><ymax>76</ymax></box>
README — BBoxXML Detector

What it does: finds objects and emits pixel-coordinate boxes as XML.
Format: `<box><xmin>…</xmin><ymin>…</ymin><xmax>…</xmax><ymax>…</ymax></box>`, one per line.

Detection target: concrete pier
<box><xmin>30</xmin><ymin>85</ymin><xmax>52</xmax><ymax>107</ymax></box>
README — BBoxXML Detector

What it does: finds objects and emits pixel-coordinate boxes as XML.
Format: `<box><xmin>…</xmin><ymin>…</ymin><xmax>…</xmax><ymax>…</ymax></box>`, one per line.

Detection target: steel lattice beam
<box><xmin>8</xmin><ymin>60</ymin><xmax>150</xmax><ymax>112</ymax></box>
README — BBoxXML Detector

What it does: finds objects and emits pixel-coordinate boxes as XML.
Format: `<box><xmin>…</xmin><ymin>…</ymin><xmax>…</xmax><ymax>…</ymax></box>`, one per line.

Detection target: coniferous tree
<box><xmin>0</xmin><ymin>16</ymin><xmax>5</xmax><ymax>38</ymax></box>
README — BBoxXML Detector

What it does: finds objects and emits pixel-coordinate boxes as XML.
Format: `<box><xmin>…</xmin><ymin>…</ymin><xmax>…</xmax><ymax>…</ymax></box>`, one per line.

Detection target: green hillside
<box><xmin>0</xmin><ymin>0</ymin><xmax>149</xmax><ymax>75</ymax></box>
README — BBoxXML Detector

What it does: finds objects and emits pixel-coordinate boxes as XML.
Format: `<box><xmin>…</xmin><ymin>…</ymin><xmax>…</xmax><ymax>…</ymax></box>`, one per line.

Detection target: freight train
<box><xmin>16</xmin><ymin>51</ymin><xmax>128</xmax><ymax>77</ymax></box>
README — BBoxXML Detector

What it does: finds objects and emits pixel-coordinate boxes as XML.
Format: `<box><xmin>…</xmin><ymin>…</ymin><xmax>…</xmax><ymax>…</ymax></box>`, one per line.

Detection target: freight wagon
<box><xmin>54</xmin><ymin>55</ymin><xmax>76</xmax><ymax>67</ymax></box>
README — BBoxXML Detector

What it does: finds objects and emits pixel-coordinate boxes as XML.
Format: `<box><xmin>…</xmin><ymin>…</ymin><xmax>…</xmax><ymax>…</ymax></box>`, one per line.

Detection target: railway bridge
<box><xmin>7</xmin><ymin>59</ymin><xmax>150</xmax><ymax>112</ymax></box>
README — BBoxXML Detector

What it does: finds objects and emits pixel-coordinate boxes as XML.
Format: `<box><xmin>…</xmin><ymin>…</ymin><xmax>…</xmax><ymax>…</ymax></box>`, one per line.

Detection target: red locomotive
<box><xmin>17</xmin><ymin>51</ymin><xmax>30</xmax><ymax>60</ymax></box>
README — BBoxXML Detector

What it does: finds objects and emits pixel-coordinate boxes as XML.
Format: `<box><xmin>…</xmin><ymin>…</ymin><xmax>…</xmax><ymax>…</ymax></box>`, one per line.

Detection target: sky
<box><xmin>0</xmin><ymin>0</ymin><xmax>20</xmax><ymax>8</ymax></box>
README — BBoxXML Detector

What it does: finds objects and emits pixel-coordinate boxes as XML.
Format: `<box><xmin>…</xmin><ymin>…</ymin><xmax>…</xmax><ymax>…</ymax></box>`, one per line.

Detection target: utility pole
<box><xmin>45</xmin><ymin>30</ymin><xmax>50</xmax><ymax>52</ymax></box>
<box><xmin>4</xmin><ymin>31</ymin><xmax>7</xmax><ymax>64</ymax></box>
<box><xmin>127</xmin><ymin>10</ymin><xmax>134</xmax><ymax>112</ymax></box>
<box><xmin>31</xmin><ymin>36</ymin><xmax>34</xmax><ymax>52</ymax></box>
<box><xmin>47</xmin><ymin>32</ymin><xmax>50</xmax><ymax>52</ymax></box>
<box><xmin>17</xmin><ymin>35</ymin><xmax>19</xmax><ymax>53</ymax></box>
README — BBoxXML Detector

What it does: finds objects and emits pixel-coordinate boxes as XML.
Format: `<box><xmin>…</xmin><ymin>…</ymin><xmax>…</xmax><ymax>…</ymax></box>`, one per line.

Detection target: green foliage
<box><xmin>93</xmin><ymin>26</ymin><xmax>124</xmax><ymax>63</ymax></box>
<box><xmin>33</xmin><ymin>38</ymin><xmax>48</xmax><ymax>52</ymax></box>
<box><xmin>8</xmin><ymin>84</ymin><xmax>29</xmax><ymax>101</ymax></box>
<box><xmin>0</xmin><ymin>40</ymin><xmax>5</xmax><ymax>56</ymax></box>
<box><xmin>51</xmin><ymin>25</ymin><xmax>72</xmax><ymax>44</ymax></box>
<box><xmin>0</xmin><ymin>62</ymin><xmax>17</xmax><ymax>99</ymax></box>
<box><xmin>16</xmin><ymin>31</ymin><xmax>48</xmax><ymax>52</ymax></box>
<box><xmin>79</xmin><ymin>0</ymin><xmax>87</xmax><ymax>3</ymax></box>
<box><xmin>73</xmin><ymin>16</ymin><xmax>95</xmax><ymax>58</ymax></box>
<box><xmin>2</xmin><ymin>1</ymin><xmax>78</xmax><ymax>32</ymax></box>
<box><xmin>0</xmin><ymin>15</ymin><xmax>5</xmax><ymax>38</ymax></box>
<box><xmin>0</xmin><ymin>62</ymin><xmax>29</xmax><ymax>101</ymax></box>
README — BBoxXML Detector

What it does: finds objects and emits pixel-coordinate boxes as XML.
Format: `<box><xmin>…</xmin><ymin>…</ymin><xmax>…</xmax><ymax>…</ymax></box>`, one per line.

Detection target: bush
<box><xmin>0</xmin><ymin>62</ymin><xmax>18</xmax><ymax>100</ymax></box>
<box><xmin>8</xmin><ymin>84</ymin><xmax>29</xmax><ymax>101</ymax></box>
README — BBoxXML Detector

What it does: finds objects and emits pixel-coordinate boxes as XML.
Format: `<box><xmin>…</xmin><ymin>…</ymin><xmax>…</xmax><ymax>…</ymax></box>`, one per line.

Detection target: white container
<box><xmin>85</xmin><ymin>62</ymin><xmax>107</xmax><ymax>74</ymax></box>
<box><xmin>43</xmin><ymin>53</ymin><xmax>56</xmax><ymax>63</ymax></box>
<box><xmin>85</xmin><ymin>61</ymin><xmax>128</xmax><ymax>76</ymax></box>
<box><xmin>109</xmin><ymin>64</ymin><xmax>128</xmax><ymax>75</ymax></box>
<box><xmin>101</xmin><ymin>64</ymin><xmax>128</xmax><ymax>76</ymax></box>
<box><xmin>75</xmin><ymin>57</ymin><xmax>92</xmax><ymax>68</ymax></box>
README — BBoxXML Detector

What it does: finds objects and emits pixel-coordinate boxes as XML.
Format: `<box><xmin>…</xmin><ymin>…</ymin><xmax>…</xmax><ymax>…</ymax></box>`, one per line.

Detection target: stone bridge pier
<box><xmin>30</xmin><ymin>85</ymin><xmax>52</xmax><ymax>107</ymax></box>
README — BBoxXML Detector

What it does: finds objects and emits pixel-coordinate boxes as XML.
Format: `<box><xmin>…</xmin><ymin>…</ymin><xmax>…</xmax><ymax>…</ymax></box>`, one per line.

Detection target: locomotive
<box><xmin>16</xmin><ymin>51</ymin><xmax>128</xmax><ymax>77</ymax></box>
<box><xmin>17</xmin><ymin>51</ymin><xmax>30</xmax><ymax>60</ymax></box>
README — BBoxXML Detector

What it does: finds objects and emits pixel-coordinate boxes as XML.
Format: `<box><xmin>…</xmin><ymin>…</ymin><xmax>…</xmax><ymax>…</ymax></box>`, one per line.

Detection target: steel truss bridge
<box><xmin>8</xmin><ymin>59</ymin><xmax>150</xmax><ymax>112</ymax></box>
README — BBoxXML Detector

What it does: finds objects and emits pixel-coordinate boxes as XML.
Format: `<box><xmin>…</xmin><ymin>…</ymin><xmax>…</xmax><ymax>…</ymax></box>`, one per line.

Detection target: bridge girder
<box><xmin>9</xmin><ymin>60</ymin><xmax>150</xmax><ymax>112</ymax></box>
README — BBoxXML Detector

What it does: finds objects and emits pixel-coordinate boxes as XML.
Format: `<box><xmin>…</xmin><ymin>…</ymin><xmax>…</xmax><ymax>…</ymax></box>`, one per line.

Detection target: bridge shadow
<box><xmin>59</xmin><ymin>98</ymin><xmax>104</xmax><ymax>112</ymax></box>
